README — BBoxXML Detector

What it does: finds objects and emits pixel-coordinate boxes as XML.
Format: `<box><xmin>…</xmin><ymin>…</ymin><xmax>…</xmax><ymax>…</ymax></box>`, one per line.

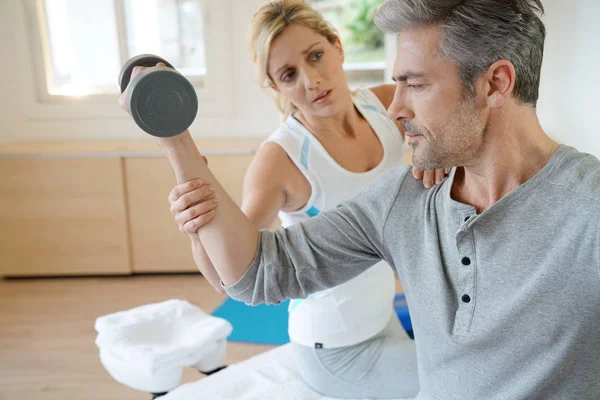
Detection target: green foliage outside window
<box><xmin>310</xmin><ymin>0</ymin><xmax>386</xmax><ymax>64</ymax></box>
<box><xmin>344</xmin><ymin>0</ymin><xmax>385</xmax><ymax>50</ymax></box>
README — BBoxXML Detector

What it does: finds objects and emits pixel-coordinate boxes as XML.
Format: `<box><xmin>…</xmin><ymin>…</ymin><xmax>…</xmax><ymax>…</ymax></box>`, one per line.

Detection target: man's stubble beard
<box><xmin>410</xmin><ymin>98</ymin><xmax>485</xmax><ymax>171</ymax></box>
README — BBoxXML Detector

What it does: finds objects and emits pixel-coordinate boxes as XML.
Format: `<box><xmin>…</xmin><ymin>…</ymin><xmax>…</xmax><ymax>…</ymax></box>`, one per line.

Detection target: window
<box><xmin>27</xmin><ymin>0</ymin><xmax>213</xmax><ymax>100</ymax></box>
<box><xmin>123</xmin><ymin>0</ymin><xmax>207</xmax><ymax>78</ymax></box>
<box><xmin>309</xmin><ymin>0</ymin><xmax>394</xmax><ymax>87</ymax></box>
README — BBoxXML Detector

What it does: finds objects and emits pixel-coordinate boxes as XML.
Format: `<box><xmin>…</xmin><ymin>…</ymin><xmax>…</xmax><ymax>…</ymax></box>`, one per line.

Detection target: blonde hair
<box><xmin>248</xmin><ymin>0</ymin><xmax>340</xmax><ymax>119</ymax></box>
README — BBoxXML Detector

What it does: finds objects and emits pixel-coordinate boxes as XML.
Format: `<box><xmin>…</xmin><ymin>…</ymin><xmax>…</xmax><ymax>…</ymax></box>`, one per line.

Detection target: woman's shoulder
<box><xmin>248</xmin><ymin>139</ymin><xmax>313</xmax><ymax>212</ymax></box>
<box><xmin>252</xmin><ymin>127</ymin><xmax>309</xmax><ymax>184</ymax></box>
<box><xmin>363</xmin><ymin>84</ymin><xmax>395</xmax><ymax>109</ymax></box>
<box><xmin>253</xmin><ymin>140</ymin><xmax>295</xmax><ymax>172</ymax></box>
<box><xmin>266</xmin><ymin>115</ymin><xmax>308</xmax><ymax>144</ymax></box>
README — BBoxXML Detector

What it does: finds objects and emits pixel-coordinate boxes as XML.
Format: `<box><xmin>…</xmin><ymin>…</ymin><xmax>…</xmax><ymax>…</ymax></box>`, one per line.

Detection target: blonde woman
<box><xmin>169</xmin><ymin>1</ymin><xmax>447</xmax><ymax>398</ymax></box>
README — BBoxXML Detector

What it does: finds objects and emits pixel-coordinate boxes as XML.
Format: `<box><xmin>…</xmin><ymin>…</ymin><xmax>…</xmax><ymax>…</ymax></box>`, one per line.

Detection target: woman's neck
<box><xmin>295</xmin><ymin>92</ymin><xmax>361</xmax><ymax>139</ymax></box>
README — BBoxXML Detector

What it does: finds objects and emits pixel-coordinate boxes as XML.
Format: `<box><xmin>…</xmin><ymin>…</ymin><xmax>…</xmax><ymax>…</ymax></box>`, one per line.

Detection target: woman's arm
<box><xmin>239</xmin><ymin>143</ymin><xmax>293</xmax><ymax>230</ymax></box>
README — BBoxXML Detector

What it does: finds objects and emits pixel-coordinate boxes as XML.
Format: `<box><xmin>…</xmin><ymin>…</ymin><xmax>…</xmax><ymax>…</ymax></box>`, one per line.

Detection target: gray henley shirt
<box><xmin>224</xmin><ymin>144</ymin><xmax>600</xmax><ymax>400</ymax></box>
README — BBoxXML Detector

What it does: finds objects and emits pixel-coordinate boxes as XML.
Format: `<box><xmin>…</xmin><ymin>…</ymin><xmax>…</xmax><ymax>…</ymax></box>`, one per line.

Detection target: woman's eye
<box><xmin>282</xmin><ymin>71</ymin><xmax>295</xmax><ymax>82</ymax></box>
<box><xmin>313</xmin><ymin>51</ymin><xmax>323</xmax><ymax>61</ymax></box>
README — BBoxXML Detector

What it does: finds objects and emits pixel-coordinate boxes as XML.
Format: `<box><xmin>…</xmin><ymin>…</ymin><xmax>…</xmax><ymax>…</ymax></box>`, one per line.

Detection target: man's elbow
<box><xmin>210</xmin><ymin>282</ymin><xmax>227</xmax><ymax>294</ymax></box>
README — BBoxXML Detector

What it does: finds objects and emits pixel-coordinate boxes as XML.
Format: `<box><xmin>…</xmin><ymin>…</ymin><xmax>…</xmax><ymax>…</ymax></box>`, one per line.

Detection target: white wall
<box><xmin>538</xmin><ymin>0</ymin><xmax>600</xmax><ymax>158</ymax></box>
<box><xmin>0</xmin><ymin>0</ymin><xmax>599</xmax><ymax>159</ymax></box>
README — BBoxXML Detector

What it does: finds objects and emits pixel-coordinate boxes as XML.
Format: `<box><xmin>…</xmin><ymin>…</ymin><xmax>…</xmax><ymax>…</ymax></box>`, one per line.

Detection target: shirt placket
<box><xmin>453</xmin><ymin>210</ymin><xmax>477</xmax><ymax>336</ymax></box>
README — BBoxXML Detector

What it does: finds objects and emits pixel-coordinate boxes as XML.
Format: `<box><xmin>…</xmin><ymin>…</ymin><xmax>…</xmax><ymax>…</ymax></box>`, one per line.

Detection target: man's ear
<box><xmin>483</xmin><ymin>60</ymin><xmax>516</xmax><ymax>109</ymax></box>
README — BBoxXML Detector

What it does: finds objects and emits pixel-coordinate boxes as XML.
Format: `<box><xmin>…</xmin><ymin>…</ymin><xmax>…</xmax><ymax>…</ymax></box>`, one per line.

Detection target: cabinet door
<box><xmin>124</xmin><ymin>154</ymin><xmax>253</xmax><ymax>273</ymax></box>
<box><xmin>0</xmin><ymin>158</ymin><xmax>131</xmax><ymax>276</ymax></box>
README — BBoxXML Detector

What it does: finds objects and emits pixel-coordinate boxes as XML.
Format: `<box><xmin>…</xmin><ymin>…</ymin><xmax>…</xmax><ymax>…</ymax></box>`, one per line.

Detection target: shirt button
<box><xmin>461</xmin><ymin>257</ymin><xmax>471</xmax><ymax>266</ymax></box>
<box><xmin>461</xmin><ymin>294</ymin><xmax>471</xmax><ymax>303</ymax></box>
<box><xmin>464</xmin><ymin>216</ymin><xmax>471</xmax><ymax>222</ymax></box>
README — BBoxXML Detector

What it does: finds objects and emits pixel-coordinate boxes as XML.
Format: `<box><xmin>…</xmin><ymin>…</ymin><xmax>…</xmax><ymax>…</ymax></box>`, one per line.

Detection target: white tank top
<box><xmin>265</xmin><ymin>89</ymin><xmax>405</xmax><ymax>348</ymax></box>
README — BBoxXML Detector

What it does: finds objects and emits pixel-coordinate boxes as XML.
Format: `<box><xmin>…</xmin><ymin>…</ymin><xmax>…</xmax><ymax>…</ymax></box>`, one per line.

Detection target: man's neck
<box><xmin>451</xmin><ymin>107</ymin><xmax>560</xmax><ymax>213</ymax></box>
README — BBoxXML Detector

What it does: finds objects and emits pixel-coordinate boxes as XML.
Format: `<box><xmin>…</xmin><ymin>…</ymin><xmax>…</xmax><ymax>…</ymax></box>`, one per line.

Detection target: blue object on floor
<box><xmin>211</xmin><ymin>298</ymin><xmax>290</xmax><ymax>345</ymax></box>
<box><xmin>394</xmin><ymin>294</ymin><xmax>414</xmax><ymax>340</ymax></box>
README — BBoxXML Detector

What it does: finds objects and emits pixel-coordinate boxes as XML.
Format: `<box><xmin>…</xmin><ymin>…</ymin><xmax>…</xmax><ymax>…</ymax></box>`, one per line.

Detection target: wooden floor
<box><xmin>0</xmin><ymin>274</ymin><xmax>277</xmax><ymax>400</ymax></box>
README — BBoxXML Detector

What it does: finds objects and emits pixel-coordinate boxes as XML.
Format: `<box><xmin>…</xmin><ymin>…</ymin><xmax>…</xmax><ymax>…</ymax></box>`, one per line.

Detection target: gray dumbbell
<box><xmin>119</xmin><ymin>54</ymin><xmax>198</xmax><ymax>138</ymax></box>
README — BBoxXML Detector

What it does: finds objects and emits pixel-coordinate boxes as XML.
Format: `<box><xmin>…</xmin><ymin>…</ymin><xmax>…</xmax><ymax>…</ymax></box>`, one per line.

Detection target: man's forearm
<box><xmin>156</xmin><ymin>131</ymin><xmax>259</xmax><ymax>285</ymax></box>
<box><xmin>191</xmin><ymin>237</ymin><xmax>225</xmax><ymax>293</ymax></box>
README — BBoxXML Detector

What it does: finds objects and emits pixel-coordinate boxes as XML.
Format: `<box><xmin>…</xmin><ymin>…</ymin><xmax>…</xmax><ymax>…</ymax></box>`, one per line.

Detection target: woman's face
<box><xmin>267</xmin><ymin>23</ymin><xmax>348</xmax><ymax>118</ymax></box>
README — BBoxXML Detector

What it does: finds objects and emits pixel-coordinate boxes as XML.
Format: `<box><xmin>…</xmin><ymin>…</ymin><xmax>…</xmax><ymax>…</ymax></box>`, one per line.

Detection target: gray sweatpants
<box><xmin>292</xmin><ymin>314</ymin><xmax>419</xmax><ymax>399</ymax></box>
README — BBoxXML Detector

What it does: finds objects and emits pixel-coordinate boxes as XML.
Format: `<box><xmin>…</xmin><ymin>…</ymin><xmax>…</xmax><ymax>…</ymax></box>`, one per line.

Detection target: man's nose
<box><xmin>387</xmin><ymin>86</ymin><xmax>414</xmax><ymax>122</ymax></box>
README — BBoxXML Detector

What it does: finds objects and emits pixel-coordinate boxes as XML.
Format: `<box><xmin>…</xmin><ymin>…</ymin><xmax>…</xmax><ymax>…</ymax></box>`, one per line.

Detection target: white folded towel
<box><xmin>95</xmin><ymin>299</ymin><xmax>232</xmax><ymax>376</ymax></box>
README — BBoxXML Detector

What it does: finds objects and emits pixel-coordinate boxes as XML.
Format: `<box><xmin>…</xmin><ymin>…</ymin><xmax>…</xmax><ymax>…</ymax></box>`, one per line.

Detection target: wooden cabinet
<box><xmin>124</xmin><ymin>157</ymin><xmax>194</xmax><ymax>273</ymax></box>
<box><xmin>124</xmin><ymin>154</ymin><xmax>253</xmax><ymax>273</ymax></box>
<box><xmin>0</xmin><ymin>157</ymin><xmax>130</xmax><ymax>276</ymax></box>
<box><xmin>0</xmin><ymin>139</ymin><xmax>412</xmax><ymax>277</ymax></box>
<box><xmin>0</xmin><ymin>139</ymin><xmax>261</xmax><ymax>277</ymax></box>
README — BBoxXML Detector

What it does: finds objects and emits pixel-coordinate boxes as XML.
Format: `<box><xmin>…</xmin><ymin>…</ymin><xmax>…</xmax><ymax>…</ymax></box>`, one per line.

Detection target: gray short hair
<box><xmin>374</xmin><ymin>0</ymin><xmax>545</xmax><ymax>107</ymax></box>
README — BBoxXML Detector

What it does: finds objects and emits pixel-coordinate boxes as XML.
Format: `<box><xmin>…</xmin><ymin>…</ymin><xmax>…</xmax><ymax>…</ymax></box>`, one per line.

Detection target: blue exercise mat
<box><xmin>211</xmin><ymin>298</ymin><xmax>291</xmax><ymax>345</ymax></box>
<box><xmin>213</xmin><ymin>295</ymin><xmax>413</xmax><ymax>345</ymax></box>
<box><xmin>394</xmin><ymin>293</ymin><xmax>414</xmax><ymax>339</ymax></box>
